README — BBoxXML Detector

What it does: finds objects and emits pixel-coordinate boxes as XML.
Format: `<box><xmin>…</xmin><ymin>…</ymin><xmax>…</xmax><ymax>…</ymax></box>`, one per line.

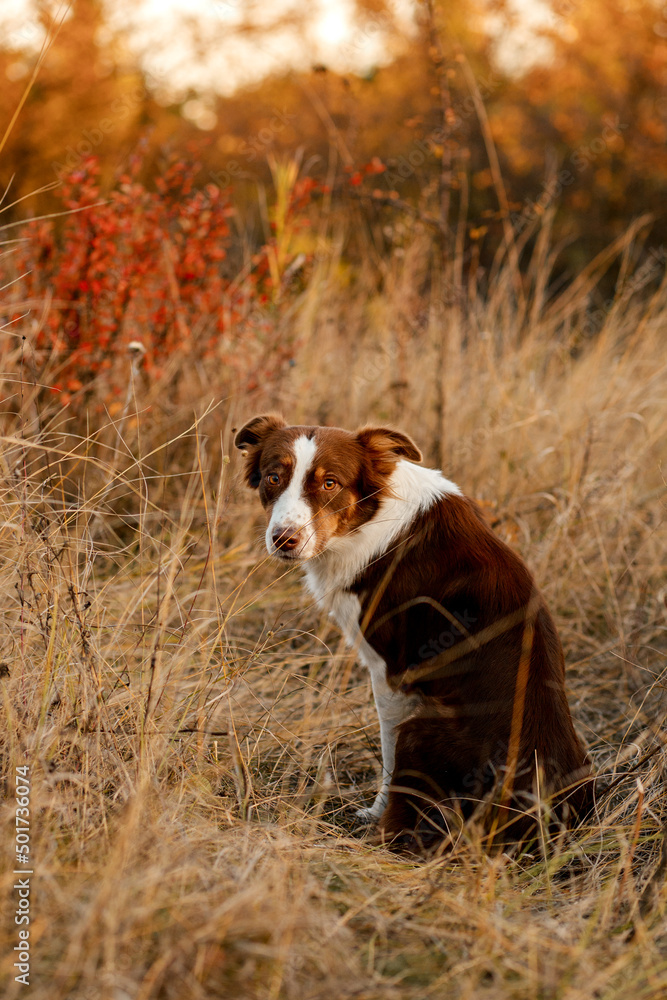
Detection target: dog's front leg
<box><xmin>356</xmin><ymin>660</ymin><xmax>418</xmax><ymax>824</ymax></box>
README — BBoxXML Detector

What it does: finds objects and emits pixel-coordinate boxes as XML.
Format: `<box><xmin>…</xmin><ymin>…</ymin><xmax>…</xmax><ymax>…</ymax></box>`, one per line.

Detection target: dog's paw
<box><xmin>354</xmin><ymin>805</ymin><xmax>383</xmax><ymax>825</ymax></box>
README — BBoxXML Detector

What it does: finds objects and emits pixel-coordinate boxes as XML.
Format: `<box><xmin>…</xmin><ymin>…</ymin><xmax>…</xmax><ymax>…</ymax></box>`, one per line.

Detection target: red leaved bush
<box><xmin>7</xmin><ymin>150</ymin><xmax>320</xmax><ymax>412</ymax></box>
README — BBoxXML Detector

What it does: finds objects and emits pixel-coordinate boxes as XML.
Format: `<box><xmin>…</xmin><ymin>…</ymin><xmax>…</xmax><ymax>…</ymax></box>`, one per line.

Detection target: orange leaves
<box><xmin>365</xmin><ymin>157</ymin><xmax>386</xmax><ymax>175</ymax></box>
<box><xmin>472</xmin><ymin>168</ymin><xmax>494</xmax><ymax>190</ymax></box>
<box><xmin>346</xmin><ymin>158</ymin><xmax>387</xmax><ymax>188</ymax></box>
<box><xmin>6</xmin><ymin>150</ymin><xmax>305</xmax><ymax>414</ymax></box>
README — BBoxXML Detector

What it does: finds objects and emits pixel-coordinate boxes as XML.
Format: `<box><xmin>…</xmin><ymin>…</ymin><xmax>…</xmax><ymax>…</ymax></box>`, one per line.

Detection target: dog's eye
<box><xmin>266</xmin><ymin>473</ymin><xmax>280</xmax><ymax>486</ymax></box>
<box><xmin>323</xmin><ymin>477</ymin><xmax>337</xmax><ymax>491</ymax></box>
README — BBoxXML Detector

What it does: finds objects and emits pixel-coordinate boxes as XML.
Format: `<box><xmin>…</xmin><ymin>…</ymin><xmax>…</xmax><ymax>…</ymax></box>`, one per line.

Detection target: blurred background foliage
<box><xmin>1</xmin><ymin>0</ymin><xmax>666</xmax><ymax>277</ymax></box>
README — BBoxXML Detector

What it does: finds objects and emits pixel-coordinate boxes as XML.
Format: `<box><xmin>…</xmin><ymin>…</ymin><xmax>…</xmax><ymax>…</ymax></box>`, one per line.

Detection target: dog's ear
<box><xmin>234</xmin><ymin>414</ymin><xmax>286</xmax><ymax>489</ymax></box>
<box><xmin>355</xmin><ymin>426</ymin><xmax>422</xmax><ymax>464</ymax></box>
<box><xmin>234</xmin><ymin>413</ymin><xmax>286</xmax><ymax>450</ymax></box>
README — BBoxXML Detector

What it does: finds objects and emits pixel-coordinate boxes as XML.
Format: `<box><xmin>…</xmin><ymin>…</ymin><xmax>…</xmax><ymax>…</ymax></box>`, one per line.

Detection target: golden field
<box><xmin>0</xmin><ymin>220</ymin><xmax>666</xmax><ymax>998</ymax></box>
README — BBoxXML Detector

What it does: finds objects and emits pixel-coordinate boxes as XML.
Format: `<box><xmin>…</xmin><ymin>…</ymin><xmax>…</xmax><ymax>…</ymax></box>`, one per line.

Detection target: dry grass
<box><xmin>1</xmin><ymin>231</ymin><xmax>666</xmax><ymax>999</ymax></box>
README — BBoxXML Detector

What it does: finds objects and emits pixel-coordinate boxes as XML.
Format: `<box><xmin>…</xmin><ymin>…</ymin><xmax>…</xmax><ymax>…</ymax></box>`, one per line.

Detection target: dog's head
<box><xmin>234</xmin><ymin>414</ymin><xmax>422</xmax><ymax>562</ymax></box>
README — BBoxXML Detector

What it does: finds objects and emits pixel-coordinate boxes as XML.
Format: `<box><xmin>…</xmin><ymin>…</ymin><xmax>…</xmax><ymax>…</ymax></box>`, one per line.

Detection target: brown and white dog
<box><xmin>235</xmin><ymin>414</ymin><xmax>592</xmax><ymax>847</ymax></box>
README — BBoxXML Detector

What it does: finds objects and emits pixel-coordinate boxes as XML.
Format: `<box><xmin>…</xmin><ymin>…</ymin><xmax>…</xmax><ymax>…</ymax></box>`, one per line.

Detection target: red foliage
<box><xmin>8</xmin><ymin>152</ymin><xmax>314</xmax><ymax>410</ymax></box>
<box><xmin>3</xmin><ymin>148</ymin><xmax>399</xmax><ymax>412</ymax></box>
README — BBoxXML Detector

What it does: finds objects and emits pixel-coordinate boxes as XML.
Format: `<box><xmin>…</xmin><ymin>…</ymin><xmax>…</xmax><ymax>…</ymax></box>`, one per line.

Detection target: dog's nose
<box><xmin>272</xmin><ymin>526</ymin><xmax>301</xmax><ymax>551</ymax></box>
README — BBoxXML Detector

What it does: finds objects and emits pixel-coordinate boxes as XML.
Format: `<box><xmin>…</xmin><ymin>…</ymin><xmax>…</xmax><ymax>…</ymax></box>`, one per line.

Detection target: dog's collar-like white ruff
<box><xmin>303</xmin><ymin>459</ymin><xmax>461</xmax><ymax>609</ymax></box>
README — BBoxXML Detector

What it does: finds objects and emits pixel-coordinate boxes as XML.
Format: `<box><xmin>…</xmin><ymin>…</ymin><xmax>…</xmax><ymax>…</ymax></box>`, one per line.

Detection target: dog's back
<box><xmin>345</xmin><ymin>491</ymin><xmax>593</xmax><ymax>844</ymax></box>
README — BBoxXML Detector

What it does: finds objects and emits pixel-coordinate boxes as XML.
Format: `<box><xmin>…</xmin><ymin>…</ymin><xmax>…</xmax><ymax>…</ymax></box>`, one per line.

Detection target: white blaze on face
<box><xmin>265</xmin><ymin>435</ymin><xmax>318</xmax><ymax>559</ymax></box>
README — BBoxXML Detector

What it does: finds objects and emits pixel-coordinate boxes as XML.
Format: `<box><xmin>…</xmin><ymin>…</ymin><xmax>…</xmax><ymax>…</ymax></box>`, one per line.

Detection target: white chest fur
<box><xmin>302</xmin><ymin>459</ymin><xmax>460</xmax><ymax>606</ymax></box>
<box><xmin>327</xmin><ymin>590</ymin><xmax>379</xmax><ymax>665</ymax></box>
<box><xmin>304</xmin><ymin>581</ymin><xmax>420</xmax><ymax>822</ymax></box>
